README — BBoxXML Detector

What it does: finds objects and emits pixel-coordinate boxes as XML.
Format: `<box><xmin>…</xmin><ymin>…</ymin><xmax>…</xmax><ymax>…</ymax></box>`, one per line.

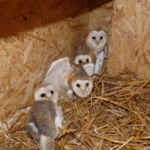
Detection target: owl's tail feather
<box><xmin>38</xmin><ymin>135</ymin><xmax>55</xmax><ymax>150</ymax></box>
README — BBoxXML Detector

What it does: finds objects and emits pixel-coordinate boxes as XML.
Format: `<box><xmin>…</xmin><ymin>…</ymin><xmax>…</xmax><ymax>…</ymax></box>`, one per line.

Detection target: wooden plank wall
<box><xmin>0</xmin><ymin>0</ymin><xmax>89</xmax><ymax>119</ymax></box>
<box><xmin>0</xmin><ymin>0</ymin><xmax>114</xmax><ymax>120</ymax></box>
<box><xmin>107</xmin><ymin>0</ymin><xmax>150</xmax><ymax>79</ymax></box>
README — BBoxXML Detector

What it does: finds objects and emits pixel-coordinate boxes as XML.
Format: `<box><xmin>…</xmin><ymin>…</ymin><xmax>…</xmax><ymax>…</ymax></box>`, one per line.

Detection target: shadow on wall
<box><xmin>88</xmin><ymin>0</ymin><xmax>113</xmax><ymax>11</ymax></box>
<box><xmin>0</xmin><ymin>0</ymin><xmax>113</xmax><ymax>37</ymax></box>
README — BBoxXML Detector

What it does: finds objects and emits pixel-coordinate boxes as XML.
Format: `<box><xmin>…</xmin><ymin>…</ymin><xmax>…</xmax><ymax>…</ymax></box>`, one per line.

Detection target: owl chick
<box><xmin>74</xmin><ymin>42</ymin><xmax>96</xmax><ymax>65</ymax></box>
<box><xmin>26</xmin><ymin>84</ymin><xmax>64</xmax><ymax>150</ymax></box>
<box><xmin>73</xmin><ymin>42</ymin><xmax>96</xmax><ymax>76</ymax></box>
<box><xmin>86</xmin><ymin>30</ymin><xmax>107</xmax><ymax>57</ymax></box>
<box><xmin>86</xmin><ymin>30</ymin><xmax>107</xmax><ymax>74</ymax></box>
<box><xmin>42</xmin><ymin>57</ymin><xmax>93</xmax><ymax>99</ymax></box>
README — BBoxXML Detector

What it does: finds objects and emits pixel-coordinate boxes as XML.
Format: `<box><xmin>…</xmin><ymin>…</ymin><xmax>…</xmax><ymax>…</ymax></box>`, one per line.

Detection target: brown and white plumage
<box><xmin>73</xmin><ymin>43</ymin><xmax>96</xmax><ymax>76</ymax></box>
<box><xmin>68</xmin><ymin>64</ymin><xmax>93</xmax><ymax>98</ymax></box>
<box><xmin>74</xmin><ymin>42</ymin><xmax>96</xmax><ymax>65</ymax></box>
<box><xmin>42</xmin><ymin>57</ymin><xmax>93</xmax><ymax>98</ymax></box>
<box><xmin>26</xmin><ymin>84</ymin><xmax>64</xmax><ymax>150</ymax></box>
<box><xmin>31</xmin><ymin>100</ymin><xmax>58</xmax><ymax>150</ymax></box>
<box><xmin>72</xmin><ymin>62</ymin><xmax>95</xmax><ymax>76</ymax></box>
<box><xmin>81</xmin><ymin>63</ymin><xmax>95</xmax><ymax>76</ymax></box>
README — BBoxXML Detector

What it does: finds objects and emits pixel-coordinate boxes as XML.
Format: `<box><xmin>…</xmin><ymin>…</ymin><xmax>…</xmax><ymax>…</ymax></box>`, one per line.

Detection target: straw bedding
<box><xmin>1</xmin><ymin>72</ymin><xmax>150</xmax><ymax>150</ymax></box>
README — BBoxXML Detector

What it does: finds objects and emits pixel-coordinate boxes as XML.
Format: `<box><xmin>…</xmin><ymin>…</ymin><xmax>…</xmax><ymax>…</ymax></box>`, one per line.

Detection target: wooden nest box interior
<box><xmin>1</xmin><ymin>0</ymin><xmax>150</xmax><ymax>149</ymax></box>
<box><xmin>0</xmin><ymin>0</ymin><xmax>113</xmax><ymax>121</ymax></box>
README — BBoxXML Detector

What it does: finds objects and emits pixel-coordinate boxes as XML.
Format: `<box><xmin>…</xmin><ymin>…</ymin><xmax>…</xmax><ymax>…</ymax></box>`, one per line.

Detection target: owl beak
<box><xmin>96</xmin><ymin>41</ymin><xmax>99</xmax><ymax>46</ymax></box>
<box><xmin>46</xmin><ymin>94</ymin><xmax>52</xmax><ymax>100</ymax></box>
<box><xmin>81</xmin><ymin>90</ymin><xmax>85</xmax><ymax>94</ymax></box>
<box><xmin>46</xmin><ymin>96</ymin><xmax>50</xmax><ymax>100</ymax></box>
<box><xmin>81</xmin><ymin>89</ymin><xmax>85</xmax><ymax>95</ymax></box>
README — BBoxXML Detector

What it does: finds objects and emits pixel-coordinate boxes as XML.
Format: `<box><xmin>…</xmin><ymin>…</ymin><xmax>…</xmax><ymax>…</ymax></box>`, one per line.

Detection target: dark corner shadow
<box><xmin>0</xmin><ymin>0</ymin><xmax>113</xmax><ymax>37</ymax></box>
<box><xmin>88</xmin><ymin>0</ymin><xmax>113</xmax><ymax>11</ymax></box>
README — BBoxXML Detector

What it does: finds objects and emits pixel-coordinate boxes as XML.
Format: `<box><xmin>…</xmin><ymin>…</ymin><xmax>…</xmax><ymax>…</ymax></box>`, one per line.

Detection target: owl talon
<box><xmin>27</xmin><ymin>123</ymin><xmax>40</xmax><ymax>139</ymax></box>
<box><xmin>35</xmin><ymin>131</ymin><xmax>40</xmax><ymax>136</ymax></box>
<box><xmin>34</xmin><ymin>136</ymin><xmax>40</xmax><ymax>144</ymax></box>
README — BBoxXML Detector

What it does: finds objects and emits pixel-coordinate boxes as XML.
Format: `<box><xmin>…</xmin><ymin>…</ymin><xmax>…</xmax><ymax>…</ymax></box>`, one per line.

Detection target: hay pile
<box><xmin>1</xmin><ymin>72</ymin><xmax>150</xmax><ymax>150</ymax></box>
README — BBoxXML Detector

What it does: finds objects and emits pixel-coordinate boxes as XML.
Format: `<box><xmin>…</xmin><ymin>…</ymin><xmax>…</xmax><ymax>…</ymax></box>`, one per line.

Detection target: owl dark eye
<box><xmin>76</xmin><ymin>84</ymin><xmax>80</xmax><ymax>87</ymax></box>
<box><xmin>41</xmin><ymin>93</ymin><xmax>45</xmax><ymax>97</ymax></box>
<box><xmin>79</xmin><ymin>60</ymin><xmax>82</xmax><ymax>63</ymax></box>
<box><xmin>86</xmin><ymin>83</ymin><xmax>89</xmax><ymax>87</ymax></box>
<box><xmin>86</xmin><ymin>59</ymin><xmax>89</xmax><ymax>62</ymax></box>
<box><xmin>50</xmin><ymin>90</ymin><xmax>54</xmax><ymax>94</ymax></box>
<box><xmin>100</xmin><ymin>36</ymin><xmax>103</xmax><ymax>40</ymax></box>
<box><xmin>92</xmin><ymin>36</ymin><xmax>96</xmax><ymax>40</ymax></box>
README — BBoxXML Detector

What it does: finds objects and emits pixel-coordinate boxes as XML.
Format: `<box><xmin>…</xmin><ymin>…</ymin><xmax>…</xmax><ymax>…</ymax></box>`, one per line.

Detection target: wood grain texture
<box><xmin>0</xmin><ymin>0</ymin><xmax>89</xmax><ymax>119</ymax></box>
<box><xmin>107</xmin><ymin>0</ymin><xmax>150</xmax><ymax>79</ymax></box>
<box><xmin>0</xmin><ymin>0</ymin><xmax>114</xmax><ymax>121</ymax></box>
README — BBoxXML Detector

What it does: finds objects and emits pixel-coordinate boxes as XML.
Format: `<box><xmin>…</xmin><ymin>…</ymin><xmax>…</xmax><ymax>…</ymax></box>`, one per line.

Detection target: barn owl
<box><xmin>74</xmin><ymin>42</ymin><xmax>96</xmax><ymax>65</ymax></box>
<box><xmin>26</xmin><ymin>84</ymin><xmax>64</xmax><ymax>150</ymax></box>
<box><xmin>86</xmin><ymin>30</ymin><xmax>107</xmax><ymax>74</ymax></box>
<box><xmin>86</xmin><ymin>30</ymin><xmax>107</xmax><ymax>57</ymax></box>
<box><xmin>42</xmin><ymin>57</ymin><xmax>93</xmax><ymax>98</ymax></box>
<box><xmin>73</xmin><ymin>42</ymin><xmax>96</xmax><ymax>76</ymax></box>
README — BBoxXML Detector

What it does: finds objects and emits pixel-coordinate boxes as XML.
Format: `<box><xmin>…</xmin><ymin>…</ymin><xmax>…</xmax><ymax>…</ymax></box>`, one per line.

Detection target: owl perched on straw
<box><xmin>26</xmin><ymin>84</ymin><xmax>64</xmax><ymax>150</ymax></box>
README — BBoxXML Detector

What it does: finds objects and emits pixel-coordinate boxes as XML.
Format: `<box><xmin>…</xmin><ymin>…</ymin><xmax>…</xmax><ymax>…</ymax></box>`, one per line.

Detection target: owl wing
<box><xmin>82</xmin><ymin>63</ymin><xmax>95</xmax><ymax>76</ymax></box>
<box><xmin>94</xmin><ymin>51</ymin><xmax>104</xmax><ymax>73</ymax></box>
<box><xmin>42</xmin><ymin>57</ymin><xmax>71</xmax><ymax>86</ymax></box>
<box><xmin>104</xmin><ymin>45</ymin><xmax>108</xmax><ymax>59</ymax></box>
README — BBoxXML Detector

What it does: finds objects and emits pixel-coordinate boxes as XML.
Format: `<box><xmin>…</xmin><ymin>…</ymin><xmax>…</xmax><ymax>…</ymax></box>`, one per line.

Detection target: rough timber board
<box><xmin>0</xmin><ymin>0</ymin><xmax>88</xmax><ymax>37</ymax></box>
<box><xmin>0</xmin><ymin>0</ymin><xmax>89</xmax><ymax>120</ymax></box>
<box><xmin>0</xmin><ymin>0</ymin><xmax>115</xmax><ymax>121</ymax></box>
<box><xmin>107</xmin><ymin>0</ymin><xmax>150</xmax><ymax>79</ymax></box>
